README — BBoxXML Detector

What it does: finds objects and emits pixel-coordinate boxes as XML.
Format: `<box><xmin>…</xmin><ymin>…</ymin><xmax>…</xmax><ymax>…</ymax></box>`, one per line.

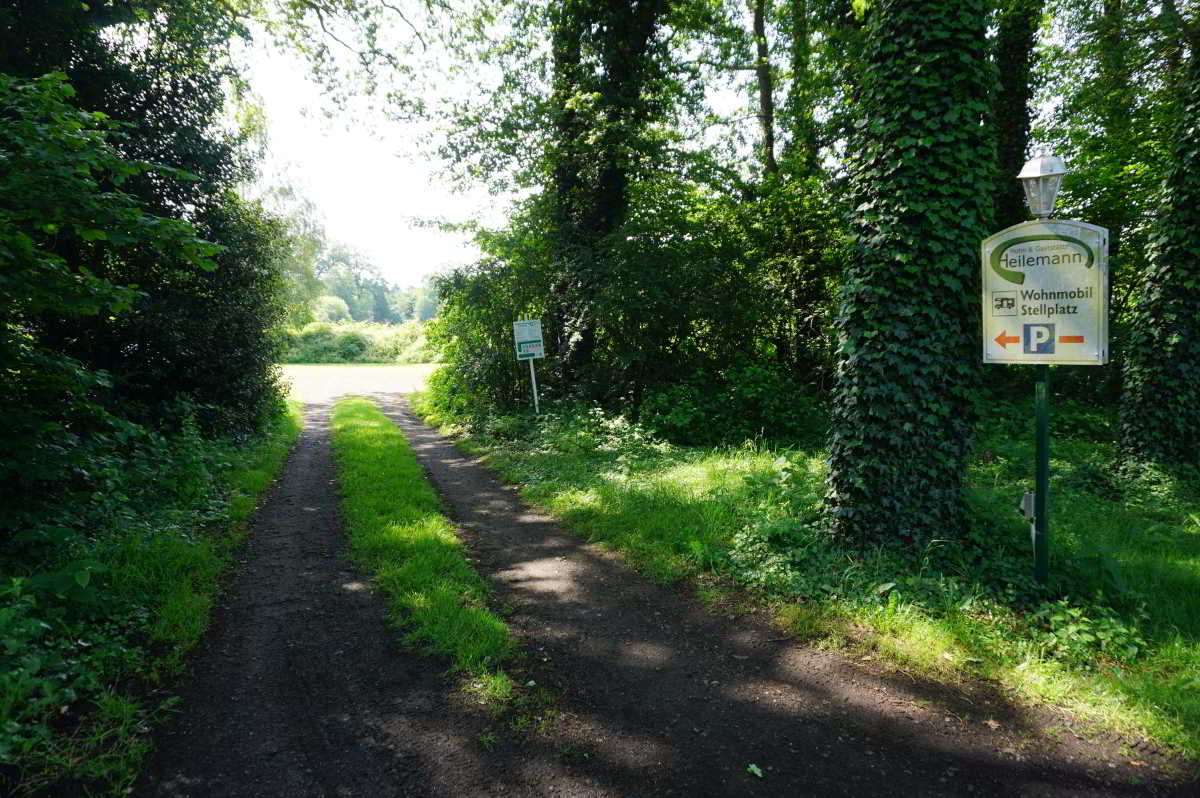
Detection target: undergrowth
<box><xmin>279</xmin><ymin>320</ymin><xmax>438</xmax><ymax>364</ymax></box>
<box><xmin>411</xmin><ymin>388</ymin><xmax>1200</xmax><ymax>761</ymax></box>
<box><xmin>0</xmin><ymin>401</ymin><xmax>303</xmax><ymax>796</ymax></box>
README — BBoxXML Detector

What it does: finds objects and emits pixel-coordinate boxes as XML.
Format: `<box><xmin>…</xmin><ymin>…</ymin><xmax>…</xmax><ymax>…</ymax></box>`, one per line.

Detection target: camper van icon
<box><xmin>992</xmin><ymin>291</ymin><xmax>1017</xmax><ymax>316</ymax></box>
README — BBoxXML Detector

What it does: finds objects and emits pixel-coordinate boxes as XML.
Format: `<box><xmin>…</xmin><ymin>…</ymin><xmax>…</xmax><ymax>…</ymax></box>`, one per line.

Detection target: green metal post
<box><xmin>1034</xmin><ymin>364</ymin><xmax>1051</xmax><ymax>584</ymax></box>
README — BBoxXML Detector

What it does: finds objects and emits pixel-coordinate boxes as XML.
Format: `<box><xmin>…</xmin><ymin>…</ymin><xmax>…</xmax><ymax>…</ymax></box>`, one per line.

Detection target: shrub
<box><xmin>312</xmin><ymin>295</ymin><xmax>351</xmax><ymax>322</ymax></box>
<box><xmin>335</xmin><ymin>331</ymin><xmax>369</xmax><ymax>361</ymax></box>
<box><xmin>279</xmin><ymin>321</ymin><xmax>440</xmax><ymax>364</ymax></box>
<box><xmin>284</xmin><ymin>322</ymin><xmax>338</xmax><ymax>363</ymax></box>
<box><xmin>641</xmin><ymin>365</ymin><xmax>827</xmax><ymax>446</ymax></box>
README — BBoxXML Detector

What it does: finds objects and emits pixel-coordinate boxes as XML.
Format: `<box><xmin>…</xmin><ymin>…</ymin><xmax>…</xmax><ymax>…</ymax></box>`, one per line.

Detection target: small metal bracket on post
<box><xmin>1019</xmin><ymin>491</ymin><xmax>1036</xmax><ymax>520</ymax></box>
<box><xmin>1019</xmin><ymin>491</ymin><xmax>1037</xmax><ymax>550</ymax></box>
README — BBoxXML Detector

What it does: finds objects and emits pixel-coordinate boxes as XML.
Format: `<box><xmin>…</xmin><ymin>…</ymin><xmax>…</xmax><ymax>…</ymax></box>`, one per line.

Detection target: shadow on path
<box><xmin>134</xmin><ymin>403</ymin><xmax>609</xmax><ymax>797</ymax></box>
<box><xmin>379</xmin><ymin>396</ymin><xmax>1199</xmax><ymax>798</ymax></box>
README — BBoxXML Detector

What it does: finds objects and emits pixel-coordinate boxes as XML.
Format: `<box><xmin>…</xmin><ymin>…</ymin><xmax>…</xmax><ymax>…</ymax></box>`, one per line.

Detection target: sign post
<box><xmin>982</xmin><ymin>160</ymin><xmax>1108</xmax><ymax>584</ymax></box>
<box><xmin>512</xmin><ymin>318</ymin><xmax>545</xmax><ymax>414</ymax></box>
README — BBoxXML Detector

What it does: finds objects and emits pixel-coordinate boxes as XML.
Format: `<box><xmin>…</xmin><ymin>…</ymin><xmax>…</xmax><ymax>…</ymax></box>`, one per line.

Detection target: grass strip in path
<box><xmin>330</xmin><ymin>396</ymin><xmax>515</xmax><ymax>677</ymax></box>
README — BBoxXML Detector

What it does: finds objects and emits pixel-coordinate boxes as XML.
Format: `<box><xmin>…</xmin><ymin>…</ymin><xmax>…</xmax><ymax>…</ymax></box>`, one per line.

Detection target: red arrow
<box><xmin>994</xmin><ymin>330</ymin><xmax>1019</xmax><ymax>349</ymax></box>
<box><xmin>1059</xmin><ymin>335</ymin><xmax>1085</xmax><ymax>344</ymax></box>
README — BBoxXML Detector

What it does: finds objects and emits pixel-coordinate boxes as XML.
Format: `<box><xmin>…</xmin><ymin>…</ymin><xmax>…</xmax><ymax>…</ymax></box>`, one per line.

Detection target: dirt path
<box><xmin>134</xmin><ymin>404</ymin><xmax>589</xmax><ymax>797</ymax></box>
<box><xmin>378</xmin><ymin>397</ymin><xmax>1197</xmax><ymax>798</ymax></box>
<box><xmin>134</xmin><ymin>394</ymin><xmax>1197</xmax><ymax>797</ymax></box>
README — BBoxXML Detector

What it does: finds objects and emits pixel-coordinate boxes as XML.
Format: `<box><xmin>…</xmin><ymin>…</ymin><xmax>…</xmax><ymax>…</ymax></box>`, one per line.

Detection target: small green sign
<box><xmin>513</xmin><ymin>319</ymin><xmax>544</xmax><ymax>360</ymax></box>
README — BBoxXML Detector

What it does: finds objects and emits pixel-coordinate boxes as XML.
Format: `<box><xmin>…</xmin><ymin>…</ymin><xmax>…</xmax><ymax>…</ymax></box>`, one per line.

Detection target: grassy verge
<box><xmin>329</xmin><ymin>397</ymin><xmax>515</xmax><ymax>680</ymax></box>
<box><xmin>411</xmin><ymin>392</ymin><xmax>1200</xmax><ymax>762</ymax></box>
<box><xmin>1</xmin><ymin>401</ymin><xmax>303</xmax><ymax>796</ymax></box>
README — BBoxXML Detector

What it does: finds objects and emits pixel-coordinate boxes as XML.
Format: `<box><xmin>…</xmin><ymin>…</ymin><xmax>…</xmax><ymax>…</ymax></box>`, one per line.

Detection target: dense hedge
<box><xmin>1120</xmin><ymin>38</ymin><xmax>1200</xmax><ymax>468</ymax></box>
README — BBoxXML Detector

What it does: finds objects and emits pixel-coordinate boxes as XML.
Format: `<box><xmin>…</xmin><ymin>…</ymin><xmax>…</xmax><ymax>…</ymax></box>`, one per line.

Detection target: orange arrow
<box><xmin>1059</xmin><ymin>335</ymin><xmax>1085</xmax><ymax>344</ymax></box>
<box><xmin>994</xmin><ymin>330</ymin><xmax>1019</xmax><ymax>349</ymax></box>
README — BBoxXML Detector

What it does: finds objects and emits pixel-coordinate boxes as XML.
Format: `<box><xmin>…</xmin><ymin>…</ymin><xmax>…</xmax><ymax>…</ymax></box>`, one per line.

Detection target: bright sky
<box><xmin>242</xmin><ymin>43</ymin><xmax>497</xmax><ymax>289</ymax></box>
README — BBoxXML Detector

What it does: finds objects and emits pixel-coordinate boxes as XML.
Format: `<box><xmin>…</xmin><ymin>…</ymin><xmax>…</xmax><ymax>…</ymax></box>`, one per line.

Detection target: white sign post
<box><xmin>512</xmin><ymin>318</ymin><xmax>545</xmax><ymax>414</ymax></box>
<box><xmin>981</xmin><ymin>219</ymin><xmax>1109</xmax><ymax>365</ymax></box>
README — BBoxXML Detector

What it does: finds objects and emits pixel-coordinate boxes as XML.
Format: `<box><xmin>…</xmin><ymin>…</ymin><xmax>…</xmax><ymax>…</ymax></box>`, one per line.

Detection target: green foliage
<box><xmin>991</xmin><ymin>0</ymin><xmax>1041</xmax><ymax>230</ymax></box>
<box><xmin>1</xmin><ymin>403</ymin><xmax>303</xmax><ymax>795</ymax></box>
<box><xmin>826</xmin><ymin>0</ymin><xmax>996</xmax><ymax>544</ymax></box>
<box><xmin>1033</xmin><ymin>597</ymin><xmax>1149</xmax><ymax>664</ymax></box>
<box><xmin>429</xmin><ymin>204</ymin><xmax>555</xmax><ymax>417</ymax></box>
<box><xmin>281</xmin><ymin>320</ymin><xmax>439</xmax><ymax>364</ymax></box>
<box><xmin>1035</xmin><ymin>0</ymin><xmax>1179</xmax><ymax>379</ymax></box>
<box><xmin>312</xmin><ymin>294</ymin><xmax>352</xmax><ymax>322</ymax></box>
<box><xmin>1120</xmin><ymin>38</ymin><xmax>1200</xmax><ymax>467</ymax></box>
<box><xmin>335</xmin><ymin>329</ymin><xmax>370</xmax><ymax>360</ymax></box>
<box><xmin>640</xmin><ymin>365</ymin><xmax>827</xmax><ymax>446</ymax></box>
<box><xmin>0</xmin><ymin>3</ymin><xmax>285</xmax><ymax>439</ymax></box>
<box><xmin>158</xmin><ymin>194</ymin><xmax>288</xmax><ymax>435</ymax></box>
<box><xmin>0</xmin><ymin>71</ymin><xmax>225</xmax><ymax>564</ymax></box>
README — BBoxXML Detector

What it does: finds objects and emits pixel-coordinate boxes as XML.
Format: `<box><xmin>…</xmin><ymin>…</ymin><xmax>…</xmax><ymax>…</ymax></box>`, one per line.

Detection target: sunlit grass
<box><xmin>4</xmin><ymin>401</ymin><xmax>305</xmax><ymax>795</ymax></box>
<box><xmin>105</xmin><ymin>401</ymin><xmax>305</xmax><ymax>665</ymax></box>
<box><xmin>413</xmin><ymin>394</ymin><xmax>1200</xmax><ymax>759</ymax></box>
<box><xmin>330</xmin><ymin>397</ymin><xmax>514</xmax><ymax>673</ymax></box>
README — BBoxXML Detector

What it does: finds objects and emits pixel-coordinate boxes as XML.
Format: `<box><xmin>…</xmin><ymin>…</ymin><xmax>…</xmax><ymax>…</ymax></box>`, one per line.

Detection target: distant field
<box><xmin>281</xmin><ymin>363</ymin><xmax>439</xmax><ymax>403</ymax></box>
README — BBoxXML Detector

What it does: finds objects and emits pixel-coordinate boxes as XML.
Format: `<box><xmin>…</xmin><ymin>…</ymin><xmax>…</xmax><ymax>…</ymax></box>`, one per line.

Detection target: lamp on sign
<box><xmin>1017</xmin><ymin>153</ymin><xmax>1068</xmax><ymax>219</ymax></box>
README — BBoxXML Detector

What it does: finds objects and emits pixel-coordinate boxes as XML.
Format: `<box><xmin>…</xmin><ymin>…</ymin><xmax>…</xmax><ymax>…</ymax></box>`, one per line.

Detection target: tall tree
<box><xmin>826</xmin><ymin>0</ymin><xmax>995</xmax><ymax>544</ymax></box>
<box><xmin>749</xmin><ymin>0</ymin><xmax>778</xmax><ymax>174</ymax></box>
<box><xmin>1120</xmin><ymin>11</ymin><xmax>1200</xmax><ymax>467</ymax></box>
<box><xmin>782</xmin><ymin>0</ymin><xmax>819</xmax><ymax>173</ymax></box>
<box><xmin>1037</xmin><ymin>0</ymin><xmax>1172</xmax><ymax>348</ymax></box>
<box><xmin>992</xmin><ymin>0</ymin><xmax>1043</xmax><ymax>229</ymax></box>
<box><xmin>544</xmin><ymin>0</ymin><xmax>670</xmax><ymax>395</ymax></box>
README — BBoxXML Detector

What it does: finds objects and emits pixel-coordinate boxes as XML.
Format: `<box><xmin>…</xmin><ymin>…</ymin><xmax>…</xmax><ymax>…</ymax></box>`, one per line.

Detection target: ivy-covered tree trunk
<box><xmin>992</xmin><ymin>0</ymin><xmax>1042</xmax><ymax>229</ymax></box>
<box><xmin>783</xmin><ymin>0</ymin><xmax>819</xmax><ymax>174</ymax></box>
<box><xmin>1120</xmin><ymin>26</ymin><xmax>1200</xmax><ymax>466</ymax></box>
<box><xmin>750</xmin><ymin>0</ymin><xmax>778</xmax><ymax>175</ymax></box>
<box><xmin>1096</xmin><ymin>0</ymin><xmax>1136</xmax><ymax>270</ymax></box>
<box><xmin>826</xmin><ymin>0</ymin><xmax>995</xmax><ymax>544</ymax></box>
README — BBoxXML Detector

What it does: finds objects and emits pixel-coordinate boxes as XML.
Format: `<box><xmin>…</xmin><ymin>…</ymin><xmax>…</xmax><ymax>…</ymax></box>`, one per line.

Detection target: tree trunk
<box><xmin>1096</xmin><ymin>0</ymin><xmax>1134</xmax><ymax>267</ymax></box>
<box><xmin>1120</xmin><ymin>19</ymin><xmax>1200</xmax><ymax>467</ymax></box>
<box><xmin>826</xmin><ymin>0</ymin><xmax>994</xmax><ymax>545</ymax></box>
<box><xmin>750</xmin><ymin>0</ymin><xmax>778</xmax><ymax>175</ymax></box>
<box><xmin>547</xmin><ymin>0</ymin><xmax>668</xmax><ymax>397</ymax></box>
<box><xmin>546</xmin><ymin>0</ymin><xmax>587</xmax><ymax>379</ymax></box>
<box><xmin>992</xmin><ymin>0</ymin><xmax>1041</xmax><ymax>229</ymax></box>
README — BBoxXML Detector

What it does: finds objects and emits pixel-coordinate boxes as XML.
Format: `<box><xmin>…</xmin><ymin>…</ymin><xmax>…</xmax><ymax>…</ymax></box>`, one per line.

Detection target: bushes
<box><xmin>312</xmin><ymin>295</ymin><xmax>351</xmax><ymax>322</ymax></box>
<box><xmin>640</xmin><ymin>365</ymin><xmax>827</xmax><ymax>446</ymax></box>
<box><xmin>279</xmin><ymin>320</ymin><xmax>439</xmax><ymax>364</ymax></box>
<box><xmin>335</xmin><ymin>330</ymin><xmax>370</xmax><ymax>360</ymax></box>
<box><xmin>0</xmin><ymin>403</ymin><xmax>303</xmax><ymax>794</ymax></box>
